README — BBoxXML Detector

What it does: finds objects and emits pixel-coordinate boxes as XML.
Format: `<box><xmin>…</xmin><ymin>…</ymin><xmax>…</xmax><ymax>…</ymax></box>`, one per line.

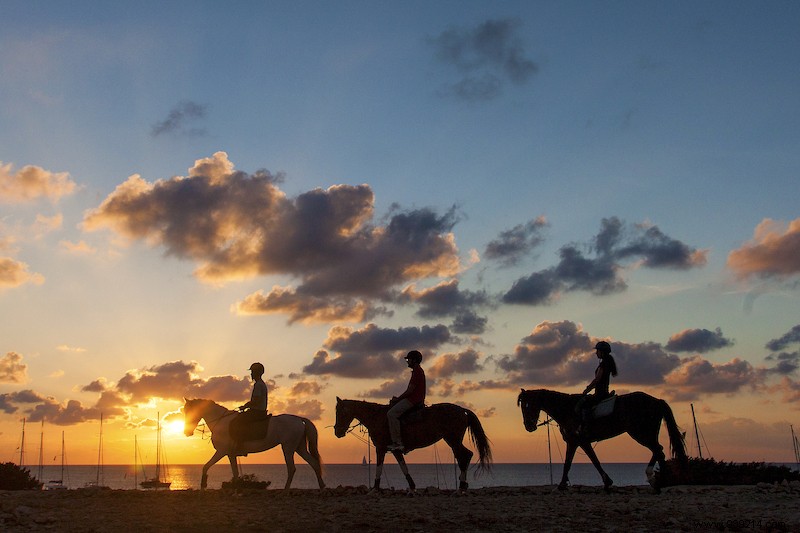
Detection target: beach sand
<box><xmin>2</xmin><ymin>484</ymin><xmax>798</xmax><ymax>532</ymax></box>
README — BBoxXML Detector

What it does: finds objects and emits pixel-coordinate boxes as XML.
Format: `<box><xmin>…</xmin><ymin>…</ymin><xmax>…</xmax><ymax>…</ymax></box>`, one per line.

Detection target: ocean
<box><xmin>24</xmin><ymin>462</ymin><xmax>659</xmax><ymax>491</ymax></box>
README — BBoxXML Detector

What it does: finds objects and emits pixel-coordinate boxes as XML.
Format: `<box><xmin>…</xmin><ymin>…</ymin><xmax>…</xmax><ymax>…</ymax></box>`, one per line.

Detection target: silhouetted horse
<box><xmin>334</xmin><ymin>398</ymin><xmax>492</xmax><ymax>491</ymax></box>
<box><xmin>183</xmin><ymin>398</ymin><xmax>325</xmax><ymax>489</ymax></box>
<box><xmin>517</xmin><ymin>389</ymin><xmax>687</xmax><ymax>492</ymax></box>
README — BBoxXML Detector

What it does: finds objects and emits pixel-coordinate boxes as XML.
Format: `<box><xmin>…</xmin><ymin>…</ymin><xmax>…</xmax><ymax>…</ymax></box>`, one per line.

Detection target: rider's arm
<box><xmin>583</xmin><ymin>366</ymin><xmax>604</xmax><ymax>394</ymax></box>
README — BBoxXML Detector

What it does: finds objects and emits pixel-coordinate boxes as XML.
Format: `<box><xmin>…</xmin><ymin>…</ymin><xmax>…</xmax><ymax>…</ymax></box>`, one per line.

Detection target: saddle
<box><xmin>399</xmin><ymin>403</ymin><xmax>426</xmax><ymax>424</ymax></box>
<box><xmin>590</xmin><ymin>391</ymin><xmax>616</xmax><ymax>419</ymax></box>
<box><xmin>230</xmin><ymin>411</ymin><xmax>272</xmax><ymax>442</ymax></box>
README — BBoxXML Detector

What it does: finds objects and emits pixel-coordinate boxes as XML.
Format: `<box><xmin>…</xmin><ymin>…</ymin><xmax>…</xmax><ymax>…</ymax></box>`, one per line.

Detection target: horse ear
<box><xmin>336</xmin><ymin>396</ymin><xmax>341</xmax><ymax>402</ymax></box>
<box><xmin>520</xmin><ymin>388</ymin><xmax>525</xmax><ymax>393</ymax></box>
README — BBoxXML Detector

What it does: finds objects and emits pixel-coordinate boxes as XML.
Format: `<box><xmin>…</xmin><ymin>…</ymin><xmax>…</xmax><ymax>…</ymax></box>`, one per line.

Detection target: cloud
<box><xmin>233</xmin><ymin>286</ymin><xmax>391</xmax><ymax>324</ymax></box>
<box><xmin>663</xmin><ymin>357</ymin><xmax>766</xmax><ymax>401</ymax></box>
<box><xmin>399</xmin><ymin>279</ymin><xmax>491</xmax><ymax>333</ymax></box>
<box><xmin>302</xmin><ymin>323</ymin><xmax>452</xmax><ymax>378</ymax></box>
<box><xmin>151</xmin><ymin>100</ymin><xmax>208</xmax><ymax>137</ymax></box>
<box><xmin>484</xmin><ymin>216</ymin><xmax>548</xmax><ymax>267</ymax></box>
<box><xmin>115</xmin><ymin>360</ymin><xmax>250</xmax><ymax>403</ymax></box>
<box><xmin>0</xmin><ymin>389</ymin><xmax>46</xmax><ymax>413</ymax></box>
<box><xmin>665</xmin><ymin>327</ymin><xmax>734</xmax><ymax>353</ymax></box>
<box><xmin>427</xmin><ymin>348</ymin><xmax>484</xmax><ymax>378</ymax></box>
<box><xmin>84</xmin><ymin>152</ymin><xmax>462</xmax><ymax>322</ymax></box>
<box><xmin>765</xmin><ymin>324</ymin><xmax>800</xmax><ymax>352</ymax></box>
<box><xmin>428</xmin><ymin>18</ymin><xmax>538</xmax><ymax>101</ymax></box>
<box><xmin>771</xmin><ymin>377</ymin><xmax>800</xmax><ymax>405</ymax></box>
<box><xmin>765</xmin><ymin>351</ymin><xmax>800</xmax><ymax>375</ymax></box>
<box><xmin>0</xmin><ymin>161</ymin><xmax>77</xmax><ymax>203</ymax></box>
<box><xmin>496</xmin><ymin>320</ymin><xmax>682</xmax><ymax>386</ymax></box>
<box><xmin>502</xmin><ymin>217</ymin><xmax>707</xmax><ymax>305</ymax></box>
<box><xmin>0</xmin><ymin>352</ymin><xmax>28</xmax><ymax>383</ymax></box>
<box><xmin>270</xmin><ymin>398</ymin><xmax>324</xmax><ymax>420</ymax></box>
<box><xmin>727</xmin><ymin>218</ymin><xmax>800</xmax><ymax>279</ymax></box>
<box><xmin>493</xmin><ymin>320</ymin><xmax>775</xmax><ymax>402</ymax></box>
<box><xmin>59</xmin><ymin>240</ymin><xmax>97</xmax><ymax>255</ymax></box>
<box><xmin>0</xmin><ymin>257</ymin><xmax>45</xmax><ymax>289</ymax></box>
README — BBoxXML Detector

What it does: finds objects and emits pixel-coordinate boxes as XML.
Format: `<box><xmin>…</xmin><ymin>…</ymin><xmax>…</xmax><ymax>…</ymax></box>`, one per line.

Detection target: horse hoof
<box><xmin>557</xmin><ymin>483</ymin><xmax>568</xmax><ymax>491</ymax></box>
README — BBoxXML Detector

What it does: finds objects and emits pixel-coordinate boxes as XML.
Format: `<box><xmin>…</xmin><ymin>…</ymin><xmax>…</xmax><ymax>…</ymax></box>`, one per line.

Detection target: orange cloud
<box><xmin>0</xmin><ymin>352</ymin><xmax>28</xmax><ymax>383</ymax></box>
<box><xmin>0</xmin><ymin>257</ymin><xmax>44</xmax><ymax>288</ymax></box>
<box><xmin>727</xmin><ymin>218</ymin><xmax>800</xmax><ymax>279</ymax></box>
<box><xmin>0</xmin><ymin>161</ymin><xmax>77</xmax><ymax>203</ymax></box>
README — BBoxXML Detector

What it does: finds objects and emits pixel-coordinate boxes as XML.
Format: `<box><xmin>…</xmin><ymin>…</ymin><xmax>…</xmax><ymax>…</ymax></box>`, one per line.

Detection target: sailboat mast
<box><xmin>546</xmin><ymin>416</ymin><xmax>553</xmax><ymax>485</ymax></box>
<box><xmin>19</xmin><ymin>418</ymin><xmax>26</xmax><ymax>467</ymax></box>
<box><xmin>691</xmin><ymin>403</ymin><xmax>703</xmax><ymax>459</ymax></box>
<box><xmin>38</xmin><ymin>420</ymin><xmax>44</xmax><ymax>482</ymax></box>
<box><xmin>60</xmin><ymin>431</ymin><xmax>65</xmax><ymax>481</ymax></box>
<box><xmin>155</xmin><ymin>412</ymin><xmax>161</xmax><ymax>479</ymax></box>
<box><xmin>96</xmin><ymin>413</ymin><xmax>103</xmax><ymax>486</ymax></box>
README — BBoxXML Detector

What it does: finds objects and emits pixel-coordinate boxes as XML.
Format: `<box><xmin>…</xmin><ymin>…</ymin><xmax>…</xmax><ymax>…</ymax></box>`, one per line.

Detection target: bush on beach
<box><xmin>664</xmin><ymin>457</ymin><xmax>800</xmax><ymax>486</ymax></box>
<box><xmin>0</xmin><ymin>462</ymin><xmax>43</xmax><ymax>490</ymax></box>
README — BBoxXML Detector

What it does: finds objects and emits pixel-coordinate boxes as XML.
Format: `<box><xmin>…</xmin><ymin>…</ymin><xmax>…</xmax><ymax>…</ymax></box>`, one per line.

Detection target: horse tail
<box><xmin>302</xmin><ymin>417</ymin><xmax>324</xmax><ymax>475</ymax></box>
<box><xmin>465</xmin><ymin>409</ymin><xmax>493</xmax><ymax>473</ymax></box>
<box><xmin>660</xmin><ymin>400</ymin><xmax>688</xmax><ymax>471</ymax></box>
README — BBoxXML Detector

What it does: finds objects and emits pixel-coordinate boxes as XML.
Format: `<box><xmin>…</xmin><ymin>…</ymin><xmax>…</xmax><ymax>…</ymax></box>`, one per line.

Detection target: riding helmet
<box><xmin>404</xmin><ymin>350</ymin><xmax>423</xmax><ymax>364</ymax></box>
<box><xmin>249</xmin><ymin>362</ymin><xmax>265</xmax><ymax>375</ymax></box>
<box><xmin>594</xmin><ymin>341</ymin><xmax>611</xmax><ymax>354</ymax></box>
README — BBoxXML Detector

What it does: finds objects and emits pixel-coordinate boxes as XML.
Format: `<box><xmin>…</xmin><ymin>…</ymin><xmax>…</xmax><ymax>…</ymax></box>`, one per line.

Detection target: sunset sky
<box><xmin>2</xmin><ymin>2</ymin><xmax>799</xmax><ymax>470</ymax></box>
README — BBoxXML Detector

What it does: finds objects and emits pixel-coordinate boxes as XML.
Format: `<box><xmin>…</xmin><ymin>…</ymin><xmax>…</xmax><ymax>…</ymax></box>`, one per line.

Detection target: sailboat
<box><xmin>45</xmin><ymin>431</ymin><xmax>68</xmax><ymax>490</ymax></box>
<box><xmin>84</xmin><ymin>413</ymin><xmax>109</xmax><ymax>489</ymax></box>
<box><xmin>139</xmin><ymin>413</ymin><xmax>171</xmax><ymax>489</ymax></box>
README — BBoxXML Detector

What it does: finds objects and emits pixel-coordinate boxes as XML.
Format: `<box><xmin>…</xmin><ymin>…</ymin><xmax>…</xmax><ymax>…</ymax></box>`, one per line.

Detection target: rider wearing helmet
<box><xmin>241</xmin><ymin>362</ymin><xmax>268</xmax><ymax>413</ymax></box>
<box><xmin>386</xmin><ymin>350</ymin><xmax>426</xmax><ymax>452</ymax></box>
<box><xmin>576</xmin><ymin>341</ymin><xmax>618</xmax><ymax>437</ymax></box>
<box><xmin>230</xmin><ymin>362</ymin><xmax>269</xmax><ymax>455</ymax></box>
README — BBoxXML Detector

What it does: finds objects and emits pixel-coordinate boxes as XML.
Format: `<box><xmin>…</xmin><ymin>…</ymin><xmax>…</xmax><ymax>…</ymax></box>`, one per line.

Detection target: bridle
<box><xmin>185</xmin><ymin>404</ymin><xmax>238</xmax><ymax>437</ymax></box>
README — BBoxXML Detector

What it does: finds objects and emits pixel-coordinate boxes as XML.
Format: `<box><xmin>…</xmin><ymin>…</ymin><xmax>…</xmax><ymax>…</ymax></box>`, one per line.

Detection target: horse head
<box><xmin>517</xmin><ymin>389</ymin><xmax>541</xmax><ymax>432</ymax></box>
<box><xmin>333</xmin><ymin>397</ymin><xmax>355</xmax><ymax>438</ymax></box>
<box><xmin>183</xmin><ymin>398</ymin><xmax>204</xmax><ymax>437</ymax></box>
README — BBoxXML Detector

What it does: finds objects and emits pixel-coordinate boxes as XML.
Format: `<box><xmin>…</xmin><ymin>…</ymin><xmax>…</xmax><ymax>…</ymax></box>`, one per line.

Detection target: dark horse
<box><xmin>334</xmin><ymin>398</ymin><xmax>492</xmax><ymax>491</ymax></box>
<box><xmin>517</xmin><ymin>389</ymin><xmax>687</xmax><ymax>492</ymax></box>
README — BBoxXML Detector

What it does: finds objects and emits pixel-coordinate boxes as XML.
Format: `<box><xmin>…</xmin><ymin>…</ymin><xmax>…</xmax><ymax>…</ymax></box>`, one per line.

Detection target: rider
<box><xmin>230</xmin><ymin>362</ymin><xmax>269</xmax><ymax>455</ymax></box>
<box><xmin>387</xmin><ymin>350</ymin><xmax>426</xmax><ymax>452</ymax></box>
<box><xmin>576</xmin><ymin>341</ymin><xmax>618</xmax><ymax>437</ymax></box>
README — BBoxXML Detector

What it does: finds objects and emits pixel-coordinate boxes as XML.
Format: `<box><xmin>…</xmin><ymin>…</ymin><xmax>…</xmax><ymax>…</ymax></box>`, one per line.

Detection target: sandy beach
<box><xmin>2</xmin><ymin>483</ymin><xmax>798</xmax><ymax>532</ymax></box>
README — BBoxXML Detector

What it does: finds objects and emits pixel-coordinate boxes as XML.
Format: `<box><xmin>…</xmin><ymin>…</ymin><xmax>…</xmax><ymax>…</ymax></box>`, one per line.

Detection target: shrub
<box><xmin>664</xmin><ymin>457</ymin><xmax>800</xmax><ymax>485</ymax></box>
<box><xmin>0</xmin><ymin>462</ymin><xmax>43</xmax><ymax>490</ymax></box>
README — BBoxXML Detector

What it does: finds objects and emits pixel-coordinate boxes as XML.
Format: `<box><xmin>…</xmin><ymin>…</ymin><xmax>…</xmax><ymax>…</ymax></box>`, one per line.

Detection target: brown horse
<box><xmin>334</xmin><ymin>398</ymin><xmax>492</xmax><ymax>491</ymax></box>
<box><xmin>517</xmin><ymin>389</ymin><xmax>687</xmax><ymax>492</ymax></box>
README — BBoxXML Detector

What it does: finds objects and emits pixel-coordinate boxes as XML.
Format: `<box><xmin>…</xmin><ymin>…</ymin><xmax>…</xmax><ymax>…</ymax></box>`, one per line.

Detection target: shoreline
<box><xmin>3</xmin><ymin>484</ymin><xmax>799</xmax><ymax>532</ymax></box>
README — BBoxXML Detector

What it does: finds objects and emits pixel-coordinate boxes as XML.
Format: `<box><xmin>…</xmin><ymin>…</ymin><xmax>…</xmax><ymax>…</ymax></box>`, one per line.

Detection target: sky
<box><xmin>2</xmin><ymin>1</ymin><xmax>800</xmax><ymax>470</ymax></box>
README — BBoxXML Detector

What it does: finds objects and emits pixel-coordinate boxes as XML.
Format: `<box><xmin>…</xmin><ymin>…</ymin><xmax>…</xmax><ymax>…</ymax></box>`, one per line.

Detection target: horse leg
<box><xmin>228</xmin><ymin>454</ymin><xmax>239</xmax><ymax>482</ymax></box>
<box><xmin>372</xmin><ymin>451</ymin><xmax>386</xmax><ymax>491</ymax></box>
<box><xmin>581</xmin><ymin>443</ymin><xmax>613</xmax><ymax>490</ymax></box>
<box><xmin>200</xmin><ymin>450</ymin><xmax>226</xmax><ymax>490</ymax></box>
<box><xmin>558</xmin><ymin>442</ymin><xmax>578</xmax><ymax>490</ymax></box>
<box><xmin>446</xmin><ymin>438</ymin><xmax>473</xmax><ymax>492</ymax></box>
<box><xmin>281</xmin><ymin>444</ymin><xmax>297</xmax><ymax>489</ymax></box>
<box><xmin>295</xmin><ymin>445</ymin><xmax>326</xmax><ymax>489</ymax></box>
<box><xmin>392</xmin><ymin>450</ymin><xmax>416</xmax><ymax>492</ymax></box>
<box><xmin>629</xmin><ymin>430</ymin><xmax>665</xmax><ymax>492</ymax></box>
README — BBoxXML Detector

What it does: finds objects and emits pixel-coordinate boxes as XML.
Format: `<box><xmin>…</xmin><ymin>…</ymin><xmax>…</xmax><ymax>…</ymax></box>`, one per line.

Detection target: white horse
<box><xmin>183</xmin><ymin>398</ymin><xmax>325</xmax><ymax>489</ymax></box>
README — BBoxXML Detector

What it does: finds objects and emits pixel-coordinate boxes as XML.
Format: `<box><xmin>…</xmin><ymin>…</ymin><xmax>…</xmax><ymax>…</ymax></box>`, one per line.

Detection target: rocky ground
<box><xmin>2</xmin><ymin>483</ymin><xmax>799</xmax><ymax>532</ymax></box>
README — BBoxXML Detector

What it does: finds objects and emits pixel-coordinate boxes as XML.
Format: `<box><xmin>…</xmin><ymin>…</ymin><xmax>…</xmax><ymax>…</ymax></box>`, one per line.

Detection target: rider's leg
<box><xmin>387</xmin><ymin>399</ymin><xmax>412</xmax><ymax>449</ymax></box>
